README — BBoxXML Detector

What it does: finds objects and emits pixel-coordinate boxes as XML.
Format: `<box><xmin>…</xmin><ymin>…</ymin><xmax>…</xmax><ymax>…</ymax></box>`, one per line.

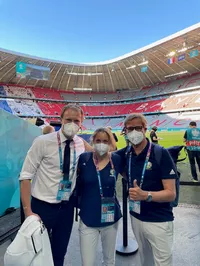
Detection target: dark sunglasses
<box><xmin>125</xmin><ymin>126</ymin><xmax>143</xmax><ymax>132</ymax></box>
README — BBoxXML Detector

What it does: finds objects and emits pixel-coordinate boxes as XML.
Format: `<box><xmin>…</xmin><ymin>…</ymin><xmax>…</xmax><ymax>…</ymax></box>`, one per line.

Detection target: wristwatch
<box><xmin>146</xmin><ymin>192</ymin><xmax>152</xmax><ymax>202</ymax></box>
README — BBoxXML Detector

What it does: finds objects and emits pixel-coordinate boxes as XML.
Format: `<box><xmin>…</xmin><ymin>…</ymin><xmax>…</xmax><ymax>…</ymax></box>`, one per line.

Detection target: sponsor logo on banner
<box><xmin>168</xmin><ymin>57</ymin><xmax>175</xmax><ymax>64</ymax></box>
<box><xmin>189</xmin><ymin>49</ymin><xmax>199</xmax><ymax>58</ymax></box>
<box><xmin>178</xmin><ymin>54</ymin><xmax>185</xmax><ymax>61</ymax></box>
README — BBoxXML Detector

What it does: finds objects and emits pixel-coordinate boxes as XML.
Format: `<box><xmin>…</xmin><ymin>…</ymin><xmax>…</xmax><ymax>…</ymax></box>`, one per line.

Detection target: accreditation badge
<box><xmin>56</xmin><ymin>180</ymin><xmax>72</xmax><ymax>201</ymax></box>
<box><xmin>110</xmin><ymin>169</ymin><xmax>116</xmax><ymax>177</ymax></box>
<box><xmin>101</xmin><ymin>197</ymin><xmax>115</xmax><ymax>223</ymax></box>
<box><xmin>129</xmin><ymin>199</ymin><xmax>141</xmax><ymax>214</ymax></box>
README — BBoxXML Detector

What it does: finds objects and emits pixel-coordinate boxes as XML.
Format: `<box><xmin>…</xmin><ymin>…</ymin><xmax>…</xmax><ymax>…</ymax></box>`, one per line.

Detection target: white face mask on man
<box><xmin>127</xmin><ymin>130</ymin><xmax>144</xmax><ymax>145</ymax></box>
<box><xmin>63</xmin><ymin>122</ymin><xmax>79</xmax><ymax>138</ymax></box>
<box><xmin>94</xmin><ymin>143</ymin><xmax>109</xmax><ymax>156</ymax></box>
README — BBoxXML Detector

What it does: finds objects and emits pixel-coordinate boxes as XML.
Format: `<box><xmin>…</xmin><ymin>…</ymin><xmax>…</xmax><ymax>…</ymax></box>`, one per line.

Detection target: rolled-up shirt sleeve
<box><xmin>19</xmin><ymin>136</ymin><xmax>45</xmax><ymax>181</ymax></box>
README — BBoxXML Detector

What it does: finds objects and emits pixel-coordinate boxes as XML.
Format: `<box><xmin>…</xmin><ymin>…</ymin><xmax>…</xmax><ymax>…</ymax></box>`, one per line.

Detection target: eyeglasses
<box><xmin>125</xmin><ymin>126</ymin><xmax>143</xmax><ymax>132</ymax></box>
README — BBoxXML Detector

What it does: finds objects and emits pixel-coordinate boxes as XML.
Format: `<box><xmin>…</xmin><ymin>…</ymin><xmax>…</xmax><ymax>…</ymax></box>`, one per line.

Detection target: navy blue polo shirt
<box><xmin>116</xmin><ymin>140</ymin><xmax>177</xmax><ymax>222</ymax></box>
<box><xmin>77</xmin><ymin>152</ymin><xmax>122</xmax><ymax>227</ymax></box>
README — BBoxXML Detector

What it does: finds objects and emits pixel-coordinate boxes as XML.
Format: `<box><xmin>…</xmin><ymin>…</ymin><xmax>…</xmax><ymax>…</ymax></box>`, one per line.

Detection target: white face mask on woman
<box><xmin>63</xmin><ymin>122</ymin><xmax>79</xmax><ymax>138</ymax></box>
<box><xmin>127</xmin><ymin>130</ymin><xmax>144</xmax><ymax>145</ymax></box>
<box><xmin>94</xmin><ymin>143</ymin><xmax>109</xmax><ymax>156</ymax></box>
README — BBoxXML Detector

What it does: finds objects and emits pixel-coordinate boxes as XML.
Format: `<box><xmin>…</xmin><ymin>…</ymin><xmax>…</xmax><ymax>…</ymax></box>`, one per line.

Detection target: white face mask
<box><xmin>94</xmin><ymin>143</ymin><xmax>109</xmax><ymax>156</ymax></box>
<box><xmin>127</xmin><ymin>130</ymin><xmax>144</xmax><ymax>145</ymax></box>
<box><xmin>63</xmin><ymin>122</ymin><xmax>79</xmax><ymax>138</ymax></box>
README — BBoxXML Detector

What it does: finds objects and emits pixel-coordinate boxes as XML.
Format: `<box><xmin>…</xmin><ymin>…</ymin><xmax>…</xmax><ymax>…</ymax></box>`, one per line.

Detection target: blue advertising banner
<box><xmin>178</xmin><ymin>54</ymin><xmax>185</xmax><ymax>61</ymax></box>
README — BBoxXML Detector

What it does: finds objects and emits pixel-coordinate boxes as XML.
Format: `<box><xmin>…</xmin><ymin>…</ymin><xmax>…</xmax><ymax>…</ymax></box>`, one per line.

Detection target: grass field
<box><xmin>115</xmin><ymin>130</ymin><xmax>185</xmax><ymax>149</ymax></box>
<box><xmin>114</xmin><ymin>130</ymin><xmax>188</xmax><ymax>162</ymax></box>
<box><xmin>82</xmin><ymin>130</ymin><xmax>186</xmax><ymax>149</ymax></box>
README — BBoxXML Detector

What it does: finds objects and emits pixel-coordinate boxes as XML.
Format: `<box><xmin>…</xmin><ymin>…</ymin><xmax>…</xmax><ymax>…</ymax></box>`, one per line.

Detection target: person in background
<box><xmin>150</xmin><ymin>126</ymin><xmax>160</xmax><ymax>144</ymax></box>
<box><xmin>42</xmin><ymin>125</ymin><xmax>55</xmax><ymax>134</ymax></box>
<box><xmin>183</xmin><ymin>121</ymin><xmax>200</xmax><ymax>182</ymax></box>
<box><xmin>19</xmin><ymin>104</ymin><xmax>93</xmax><ymax>266</ymax></box>
<box><xmin>116</xmin><ymin>113</ymin><xmax>177</xmax><ymax>266</ymax></box>
<box><xmin>77</xmin><ymin>127</ymin><xmax>122</xmax><ymax>266</ymax></box>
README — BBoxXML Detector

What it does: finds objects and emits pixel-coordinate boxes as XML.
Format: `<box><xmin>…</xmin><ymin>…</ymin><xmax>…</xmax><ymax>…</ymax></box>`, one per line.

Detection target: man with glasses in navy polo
<box><xmin>116</xmin><ymin>113</ymin><xmax>177</xmax><ymax>266</ymax></box>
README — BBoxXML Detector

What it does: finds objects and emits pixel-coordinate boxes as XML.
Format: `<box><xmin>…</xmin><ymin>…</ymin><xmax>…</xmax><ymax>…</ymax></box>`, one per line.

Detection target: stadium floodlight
<box><xmin>68</xmin><ymin>72</ymin><xmax>103</xmax><ymax>76</ymax></box>
<box><xmin>166</xmin><ymin>51</ymin><xmax>176</xmax><ymax>57</ymax></box>
<box><xmin>138</xmin><ymin>61</ymin><xmax>148</xmax><ymax>66</ymax></box>
<box><xmin>73</xmin><ymin>88</ymin><xmax>92</xmax><ymax>91</ymax></box>
<box><xmin>177</xmin><ymin>47</ymin><xmax>188</xmax><ymax>53</ymax></box>
<box><xmin>126</xmin><ymin>65</ymin><xmax>136</xmax><ymax>70</ymax></box>
<box><xmin>164</xmin><ymin>70</ymin><xmax>188</xmax><ymax>78</ymax></box>
<box><xmin>177</xmin><ymin>45</ymin><xmax>194</xmax><ymax>53</ymax></box>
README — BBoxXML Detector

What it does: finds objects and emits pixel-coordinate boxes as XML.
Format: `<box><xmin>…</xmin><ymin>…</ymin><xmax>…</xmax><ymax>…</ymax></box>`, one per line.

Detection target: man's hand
<box><xmin>129</xmin><ymin>180</ymin><xmax>147</xmax><ymax>201</ymax></box>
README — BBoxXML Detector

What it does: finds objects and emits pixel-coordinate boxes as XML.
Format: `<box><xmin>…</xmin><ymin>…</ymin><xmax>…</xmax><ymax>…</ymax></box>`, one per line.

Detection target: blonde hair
<box><xmin>90</xmin><ymin>127</ymin><xmax>112</xmax><ymax>145</ymax></box>
<box><xmin>124</xmin><ymin>113</ymin><xmax>147</xmax><ymax>128</ymax></box>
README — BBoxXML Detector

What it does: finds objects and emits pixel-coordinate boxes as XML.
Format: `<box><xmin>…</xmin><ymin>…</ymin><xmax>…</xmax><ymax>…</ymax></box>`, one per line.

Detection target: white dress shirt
<box><xmin>19</xmin><ymin>130</ymin><xmax>85</xmax><ymax>203</ymax></box>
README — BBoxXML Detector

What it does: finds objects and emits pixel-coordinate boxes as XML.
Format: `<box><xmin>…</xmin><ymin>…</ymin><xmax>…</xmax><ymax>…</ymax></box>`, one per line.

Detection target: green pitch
<box><xmin>116</xmin><ymin>130</ymin><xmax>185</xmax><ymax>149</ymax></box>
<box><xmin>116</xmin><ymin>130</ymin><xmax>187</xmax><ymax>161</ymax></box>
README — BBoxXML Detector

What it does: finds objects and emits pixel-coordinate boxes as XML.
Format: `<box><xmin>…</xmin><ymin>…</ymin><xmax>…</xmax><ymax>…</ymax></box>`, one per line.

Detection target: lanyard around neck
<box><xmin>93</xmin><ymin>153</ymin><xmax>116</xmax><ymax>198</ymax></box>
<box><xmin>57</xmin><ymin>132</ymin><xmax>77</xmax><ymax>181</ymax></box>
<box><xmin>128</xmin><ymin>142</ymin><xmax>152</xmax><ymax>188</ymax></box>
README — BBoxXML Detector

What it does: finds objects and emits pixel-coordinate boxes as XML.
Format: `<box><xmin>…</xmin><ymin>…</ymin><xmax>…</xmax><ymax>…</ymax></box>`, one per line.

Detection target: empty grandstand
<box><xmin>0</xmin><ymin>23</ymin><xmax>200</xmax><ymax>131</ymax></box>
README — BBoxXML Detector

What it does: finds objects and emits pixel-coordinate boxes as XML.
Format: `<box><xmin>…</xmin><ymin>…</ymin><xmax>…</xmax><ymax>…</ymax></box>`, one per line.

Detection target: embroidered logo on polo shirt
<box><xmin>170</xmin><ymin>169</ymin><xmax>175</xmax><ymax>175</ymax></box>
<box><xmin>146</xmin><ymin>162</ymin><xmax>152</xmax><ymax>170</ymax></box>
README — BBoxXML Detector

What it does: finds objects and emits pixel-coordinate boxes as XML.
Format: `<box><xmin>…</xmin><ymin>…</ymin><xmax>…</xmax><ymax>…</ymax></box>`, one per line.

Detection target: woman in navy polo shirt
<box><xmin>77</xmin><ymin>127</ymin><xmax>122</xmax><ymax>266</ymax></box>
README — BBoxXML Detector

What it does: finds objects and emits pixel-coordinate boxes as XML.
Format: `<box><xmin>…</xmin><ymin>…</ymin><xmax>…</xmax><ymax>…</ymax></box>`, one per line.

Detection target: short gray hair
<box><xmin>124</xmin><ymin>113</ymin><xmax>147</xmax><ymax>128</ymax></box>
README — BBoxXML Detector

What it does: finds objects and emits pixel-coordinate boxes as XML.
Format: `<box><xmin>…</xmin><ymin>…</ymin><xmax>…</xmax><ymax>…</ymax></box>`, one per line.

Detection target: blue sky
<box><xmin>0</xmin><ymin>0</ymin><xmax>200</xmax><ymax>63</ymax></box>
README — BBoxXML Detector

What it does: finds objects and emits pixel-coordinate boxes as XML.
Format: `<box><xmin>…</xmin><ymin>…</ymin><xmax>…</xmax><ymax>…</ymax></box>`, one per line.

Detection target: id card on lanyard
<box><xmin>94</xmin><ymin>153</ymin><xmax>116</xmax><ymax>223</ymax></box>
<box><xmin>128</xmin><ymin>142</ymin><xmax>152</xmax><ymax>214</ymax></box>
<box><xmin>56</xmin><ymin>132</ymin><xmax>76</xmax><ymax>201</ymax></box>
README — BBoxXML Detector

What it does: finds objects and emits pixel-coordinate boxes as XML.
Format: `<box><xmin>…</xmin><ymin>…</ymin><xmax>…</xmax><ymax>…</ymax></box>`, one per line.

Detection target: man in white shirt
<box><xmin>19</xmin><ymin>104</ymin><xmax>92</xmax><ymax>266</ymax></box>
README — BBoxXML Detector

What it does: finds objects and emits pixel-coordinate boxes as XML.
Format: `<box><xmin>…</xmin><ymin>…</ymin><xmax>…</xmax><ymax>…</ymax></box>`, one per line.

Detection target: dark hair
<box><xmin>60</xmin><ymin>104</ymin><xmax>84</xmax><ymax>120</ymax></box>
<box><xmin>152</xmin><ymin>126</ymin><xmax>158</xmax><ymax>131</ymax></box>
<box><xmin>189</xmin><ymin>121</ymin><xmax>197</xmax><ymax>127</ymax></box>
<box><xmin>90</xmin><ymin>127</ymin><xmax>111</xmax><ymax>145</ymax></box>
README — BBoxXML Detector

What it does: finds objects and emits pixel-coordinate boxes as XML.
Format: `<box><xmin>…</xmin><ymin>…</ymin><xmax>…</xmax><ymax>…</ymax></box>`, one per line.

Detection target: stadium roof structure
<box><xmin>0</xmin><ymin>23</ymin><xmax>200</xmax><ymax>92</ymax></box>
